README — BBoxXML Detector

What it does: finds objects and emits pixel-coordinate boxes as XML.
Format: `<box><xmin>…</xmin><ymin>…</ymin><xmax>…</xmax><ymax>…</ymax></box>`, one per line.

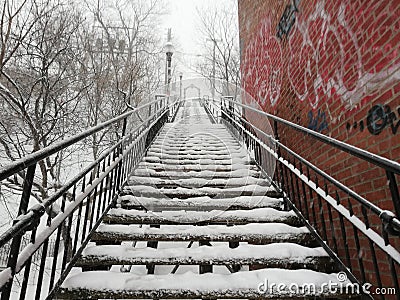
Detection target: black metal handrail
<box><xmin>0</xmin><ymin>98</ymin><xmax>166</xmax><ymax>181</ymax></box>
<box><xmin>212</xmin><ymin>97</ymin><xmax>400</xmax><ymax>217</ymax></box>
<box><xmin>0</xmin><ymin>97</ymin><xmax>180</xmax><ymax>300</ymax></box>
<box><xmin>204</xmin><ymin>96</ymin><xmax>400</xmax><ymax>299</ymax></box>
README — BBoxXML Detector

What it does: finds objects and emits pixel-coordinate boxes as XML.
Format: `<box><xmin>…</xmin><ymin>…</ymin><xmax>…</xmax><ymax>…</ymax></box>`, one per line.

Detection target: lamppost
<box><xmin>164</xmin><ymin>39</ymin><xmax>174</xmax><ymax>107</ymax></box>
<box><xmin>205</xmin><ymin>38</ymin><xmax>222</xmax><ymax>99</ymax></box>
<box><xmin>179</xmin><ymin>72</ymin><xmax>183</xmax><ymax>99</ymax></box>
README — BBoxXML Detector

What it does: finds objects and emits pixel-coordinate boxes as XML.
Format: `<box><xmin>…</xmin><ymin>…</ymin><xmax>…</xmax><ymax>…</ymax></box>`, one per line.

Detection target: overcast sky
<box><xmin>161</xmin><ymin>0</ymin><xmax>237</xmax><ymax>78</ymax></box>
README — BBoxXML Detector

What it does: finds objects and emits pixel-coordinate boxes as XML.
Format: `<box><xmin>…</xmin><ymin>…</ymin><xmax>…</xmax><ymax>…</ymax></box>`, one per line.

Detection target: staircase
<box><xmin>56</xmin><ymin>100</ymin><xmax>356</xmax><ymax>299</ymax></box>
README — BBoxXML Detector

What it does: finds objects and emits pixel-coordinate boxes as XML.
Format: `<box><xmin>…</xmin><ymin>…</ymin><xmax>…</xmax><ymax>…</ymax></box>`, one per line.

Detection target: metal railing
<box><xmin>203</xmin><ymin>97</ymin><xmax>400</xmax><ymax>299</ymax></box>
<box><xmin>0</xmin><ymin>96</ymin><xmax>180</xmax><ymax>299</ymax></box>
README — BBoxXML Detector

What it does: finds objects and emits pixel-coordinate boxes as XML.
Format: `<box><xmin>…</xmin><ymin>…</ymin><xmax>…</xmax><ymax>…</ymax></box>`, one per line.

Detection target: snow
<box><xmin>143</xmin><ymin>156</ymin><xmax>253</xmax><ymax>165</ymax></box>
<box><xmin>81</xmin><ymin>242</ymin><xmax>328</xmax><ymax>262</ymax></box>
<box><xmin>133</xmin><ymin>168</ymin><xmax>261</xmax><ymax>178</ymax></box>
<box><xmin>96</xmin><ymin>223</ymin><xmax>309</xmax><ymax>237</ymax></box>
<box><xmin>106</xmin><ymin>207</ymin><xmax>297</xmax><ymax>224</ymax></box>
<box><xmin>61</xmin><ymin>268</ymin><xmax>349</xmax><ymax>295</ymax></box>
<box><xmin>127</xmin><ymin>175</ymin><xmax>270</xmax><ymax>187</ymax></box>
<box><xmin>118</xmin><ymin>195</ymin><xmax>284</xmax><ymax>210</ymax></box>
<box><xmin>136</xmin><ymin>162</ymin><xmax>256</xmax><ymax>171</ymax></box>
<box><xmin>123</xmin><ymin>184</ymin><xmax>275</xmax><ymax>197</ymax></box>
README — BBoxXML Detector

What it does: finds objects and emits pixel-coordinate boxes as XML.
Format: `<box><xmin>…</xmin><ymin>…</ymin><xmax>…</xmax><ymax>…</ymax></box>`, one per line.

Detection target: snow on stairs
<box><xmin>56</xmin><ymin>100</ymin><xmax>357</xmax><ymax>299</ymax></box>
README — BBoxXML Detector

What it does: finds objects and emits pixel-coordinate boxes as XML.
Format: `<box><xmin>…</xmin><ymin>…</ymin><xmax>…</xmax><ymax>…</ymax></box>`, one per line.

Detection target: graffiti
<box><xmin>242</xmin><ymin>0</ymin><xmax>400</xmax><ymax>119</ymax></box>
<box><xmin>242</xmin><ymin>18</ymin><xmax>283</xmax><ymax>109</ymax></box>
<box><xmin>307</xmin><ymin>109</ymin><xmax>328</xmax><ymax>133</ymax></box>
<box><xmin>346</xmin><ymin>105</ymin><xmax>400</xmax><ymax>135</ymax></box>
<box><xmin>287</xmin><ymin>0</ymin><xmax>400</xmax><ymax>110</ymax></box>
<box><xmin>277</xmin><ymin>0</ymin><xmax>301</xmax><ymax>39</ymax></box>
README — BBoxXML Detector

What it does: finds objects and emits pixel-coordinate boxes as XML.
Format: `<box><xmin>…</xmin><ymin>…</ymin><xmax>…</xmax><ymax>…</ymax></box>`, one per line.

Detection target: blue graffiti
<box><xmin>366</xmin><ymin>104</ymin><xmax>400</xmax><ymax>135</ymax></box>
<box><xmin>277</xmin><ymin>0</ymin><xmax>301</xmax><ymax>39</ymax></box>
<box><xmin>307</xmin><ymin>109</ymin><xmax>329</xmax><ymax>133</ymax></box>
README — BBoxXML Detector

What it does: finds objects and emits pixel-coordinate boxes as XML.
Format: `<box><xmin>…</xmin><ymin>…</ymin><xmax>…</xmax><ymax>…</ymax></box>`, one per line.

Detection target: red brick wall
<box><xmin>238</xmin><ymin>0</ymin><xmax>400</xmax><ymax>293</ymax></box>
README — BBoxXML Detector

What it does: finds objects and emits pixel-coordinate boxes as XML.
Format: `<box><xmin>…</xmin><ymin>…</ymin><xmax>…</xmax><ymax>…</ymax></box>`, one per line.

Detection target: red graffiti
<box><xmin>242</xmin><ymin>19</ymin><xmax>283</xmax><ymax>110</ymax></box>
<box><xmin>242</xmin><ymin>0</ymin><xmax>400</xmax><ymax>111</ymax></box>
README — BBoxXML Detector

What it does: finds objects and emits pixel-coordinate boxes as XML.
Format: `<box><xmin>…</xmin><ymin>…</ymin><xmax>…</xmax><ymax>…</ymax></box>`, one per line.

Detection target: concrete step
<box><xmin>135</xmin><ymin>162</ymin><xmax>258</xmax><ymax>172</ymax></box>
<box><xmin>132</xmin><ymin>168</ymin><xmax>263</xmax><ymax>179</ymax></box>
<box><xmin>122</xmin><ymin>184</ymin><xmax>281</xmax><ymax>199</ymax></box>
<box><xmin>142</xmin><ymin>156</ymin><xmax>255</xmax><ymax>165</ymax></box>
<box><xmin>57</xmin><ymin>269</ymin><xmax>356</xmax><ymax>299</ymax></box>
<box><xmin>126</xmin><ymin>175</ymin><xmax>270</xmax><ymax>189</ymax></box>
<box><xmin>91</xmin><ymin>223</ymin><xmax>318</xmax><ymax>247</ymax></box>
<box><xmin>103</xmin><ymin>208</ymin><xmax>303</xmax><ymax>226</ymax></box>
<box><xmin>118</xmin><ymin>195</ymin><xmax>284</xmax><ymax>211</ymax></box>
<box><xmin>75</xmin><ymin>243</ymin><xmax>336</xmax><ymax>272</ymax></box>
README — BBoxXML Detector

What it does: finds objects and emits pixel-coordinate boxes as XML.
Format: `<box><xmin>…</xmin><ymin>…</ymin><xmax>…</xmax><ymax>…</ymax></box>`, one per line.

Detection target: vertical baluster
<box><xmin>307</xmin><ymin>169</ymin><xmax>317</xmax><ymax>228</ymax></box>
<box><xmin>299</xmin><ymin>162</ymin><xmax>309</xmax><ymax>220</ymax></box>
<box><xmin>315</xmin><ymin>176</ymin><xmax>328</xmax><ymax>241</ymax></box>
<box><xmin>34</xmin><ymin>240</ymin><xmax>49</xmax><ymax>300</ymax></box>
<box><xmin>293</xmin><ymin>161</ymin><xmax>303</xmax><ymax>214</ymax></box>
<box><xmin>387</xmin><ymin>255</ymin><xmax>399</xmax><ymax>295</ymax></box>
<box><xmin>61</xmin><ymin>205</ymin><xmax>73</xmax><ymax>273</ymax></box>
<box><xmin>89</xmin><ymin>184</ymin><xmax>98</xmax><ymax>232</ymax></box>
<box><xmin>361</xmin><ymin>206</ymin><xmax>383</xmax><ymax>299</ymax></box>
<box><xmin>19</xmin><ymin>229</ymin><xmax>36</xmax><ymax>300</ymax></box>
<box><xmin>72</xmin><ymin>200</ymin><xmax>83</xmax><ymax>256</ymax></box>
<box><xmin>336</xmin><ymin>192</ymin><xmax>351</xmax><ymax>268</ymax></box>
<box><xmin>386</xmin><ymin>171</ymin><xmax>400</xmax><ymax>218</ymax></box>
<box><xmin>326</xmin><ymin>203</ymin><xmax>338</xmax><ymax>254</ymax></box>
<box><xmin>49</xmin><ymin>224</ymin><xmax>63</xmax><ymax>291</ymax></box>
<box><xmin>348</xmin><ymin>199</ymin><xmax>365</xmax><ymax>283</ymax></box>
<box><xmin>1</xmin><ymin>164</ymin><xmax>37</xmax><ymax>300</ymax></box>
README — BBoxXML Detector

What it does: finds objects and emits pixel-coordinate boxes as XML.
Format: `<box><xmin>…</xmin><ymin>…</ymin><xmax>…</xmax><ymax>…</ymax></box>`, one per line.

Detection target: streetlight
<box><xmin>206</xmin><ymin>38</ymin><xmax>221</xmax><ymax>100</ymax></box>
<box><xmin>164</xmin><ymin>41</ymin><xmax>174</xmax><ymax>87</ymax></box>
<box><xmin>179</xmin><ymin>72</ymin><xmax>183</xmax><ymax>99</ymax></box>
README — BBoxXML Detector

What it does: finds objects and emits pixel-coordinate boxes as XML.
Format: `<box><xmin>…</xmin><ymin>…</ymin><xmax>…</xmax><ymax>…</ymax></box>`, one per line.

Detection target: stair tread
<box><xmin>132</xmin><ymin>169</ymin><xmax>262</xmax><ymax>179</ymax></box>
<box><xmin>123</xmin><ymin>184</ymin><xmax>279</xmax><ymax>199</ymax></box>
<box><xmin>92</xmin><ymin>223</ymin><xmax>316</xmax><ymax>246</ymax></box>
<box><xmin>145</xmin><ymin>152</ymin><xmax>247</xmax><ymax>160</ymax></box>
<box><xmin>149</xmin><ymin>144</ymin><xmax>242</xmax><ymax>151</ymax></box>
<box><xmin>118</xmin><ymin>195</ymin><xmax>284</xmax><ymax>211</ymax></box>
<box><xmin>77</xmin><ymin>243</ymin><xmax>332</xmax><ymax>268</ymax></box>
<box><xmin>104</xmin><ymin>207</ymin><xmax>302</xmax><ymax>226</ymax></box>
<box><xmin>136</xmin><ymin>162</ymin><xmax>258</xmax><ymax>172</ymax></box>
<box><xmin>143</xmin><ymin>156</ymin><xmax>255</xmax><ymax>165</ymax></box>
<box><xmin>59</xmin><ymin>269</ymin><xmax>353</xmax><ymax>299</ymax></box>
<box><xmin>127</xmin><ymin>175</ymin><xmax>269</xmax><ymax>188</ymax></box>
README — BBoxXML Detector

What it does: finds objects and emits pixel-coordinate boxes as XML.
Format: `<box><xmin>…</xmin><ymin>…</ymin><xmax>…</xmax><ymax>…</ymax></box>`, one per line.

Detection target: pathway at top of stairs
<box><xmin>57</xmin><ymin>99</ymin><xmax>356</xmax><ymax>299</ymax></box>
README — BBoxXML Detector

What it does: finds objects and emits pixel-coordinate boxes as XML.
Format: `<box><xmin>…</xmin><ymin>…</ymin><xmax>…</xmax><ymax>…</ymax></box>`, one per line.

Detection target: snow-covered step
<box><xmin>136</xmin><ymin>162</ymin><xmax>258</xmax><ymax>172</ymax></box>
<box><xmin>118</xmin><ymin>195</ymin><xmax>284</xmax><ymax>211</ymax></box>
<box><xmin>155</xmin><ymin>136</ymin><xmax>238</xmax><ymax>141</ymax></box>
<box><xmin>132</xmin><ymin>168</ymin><xmax>262</xmax><ymax>179</ymax></box>
<box><xmin>147</xmin><ymin>148</ymin><xmax>245</xmax><ymax>156</ymax></box>
<box><xmin>91</xmin><ymin>223</ymin><xmax>317</xmax><ymax>246</ymax></box>
<box><xmin>143</xmin><ymin>156</ymin><xmax>255</xmax><ymax>165</ymax></box>
<box><xmin>58</xmin><ymin>269</ymin><xmax>352</xmax><ymax>299</ymax></box>
<box><xmin>142</xmin><ymin>153</ymin><xmax>250</xmax><ymax>162</ymax></box>
<box><xmin>151</xmin><ymin>140</ymin><xmax>240</xmax><ymax>147</ymax></box>
<box><xmin>122</xmin><ymin>184</ymin><xmax>280</xmax><ymax>199</ymax></box>
<box><xmin>76</xmin><ymin>243</ymin><xmax>335</xmax><ymax>272</ymax></box>
<box><xmin>149</xmin><ymin>144</ymin><xmax>242</xmax><ymax>151</ymax></box>
<box><xmin>146</xmin><ymin>151</ymin><xmax>247</xmax><ymax>160</ymax></box>
<box><xmin>103</xmin><ymin>208</ymin><xmax>302</xmax><ymax>226</ymax></box>
<box><xmin>127</xmin><ymin>175</ymin><xmax>270</xmax><ymax>188</ymax></box>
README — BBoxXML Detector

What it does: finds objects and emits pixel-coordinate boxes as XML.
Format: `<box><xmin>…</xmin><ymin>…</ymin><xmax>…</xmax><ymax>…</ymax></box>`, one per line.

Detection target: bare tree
<box><xmin>196</xmin><ymin>1</ymin><xmax>241</xmax><ymax>97</ymax></box>
<box><xmin>81</xmin><ymin>0</ymin><xmax>164</xmax><ymax>160</ymax></box>
<box><xmin>0</xmin><ymin>0</ymin><xmax>87</xmax><ymax>203</ymax></box>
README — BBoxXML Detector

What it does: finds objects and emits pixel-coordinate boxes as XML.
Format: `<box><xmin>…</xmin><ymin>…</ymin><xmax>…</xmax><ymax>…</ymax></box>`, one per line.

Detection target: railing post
<box><xmin>1</xmin><ymin>163</ymin><xmax>36</xmax><ymax>300</ymax></box>
<box><xmin>386</xmin><ymin>171</ymin><xmax>400</xmax><ymax>218</ymax></box>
